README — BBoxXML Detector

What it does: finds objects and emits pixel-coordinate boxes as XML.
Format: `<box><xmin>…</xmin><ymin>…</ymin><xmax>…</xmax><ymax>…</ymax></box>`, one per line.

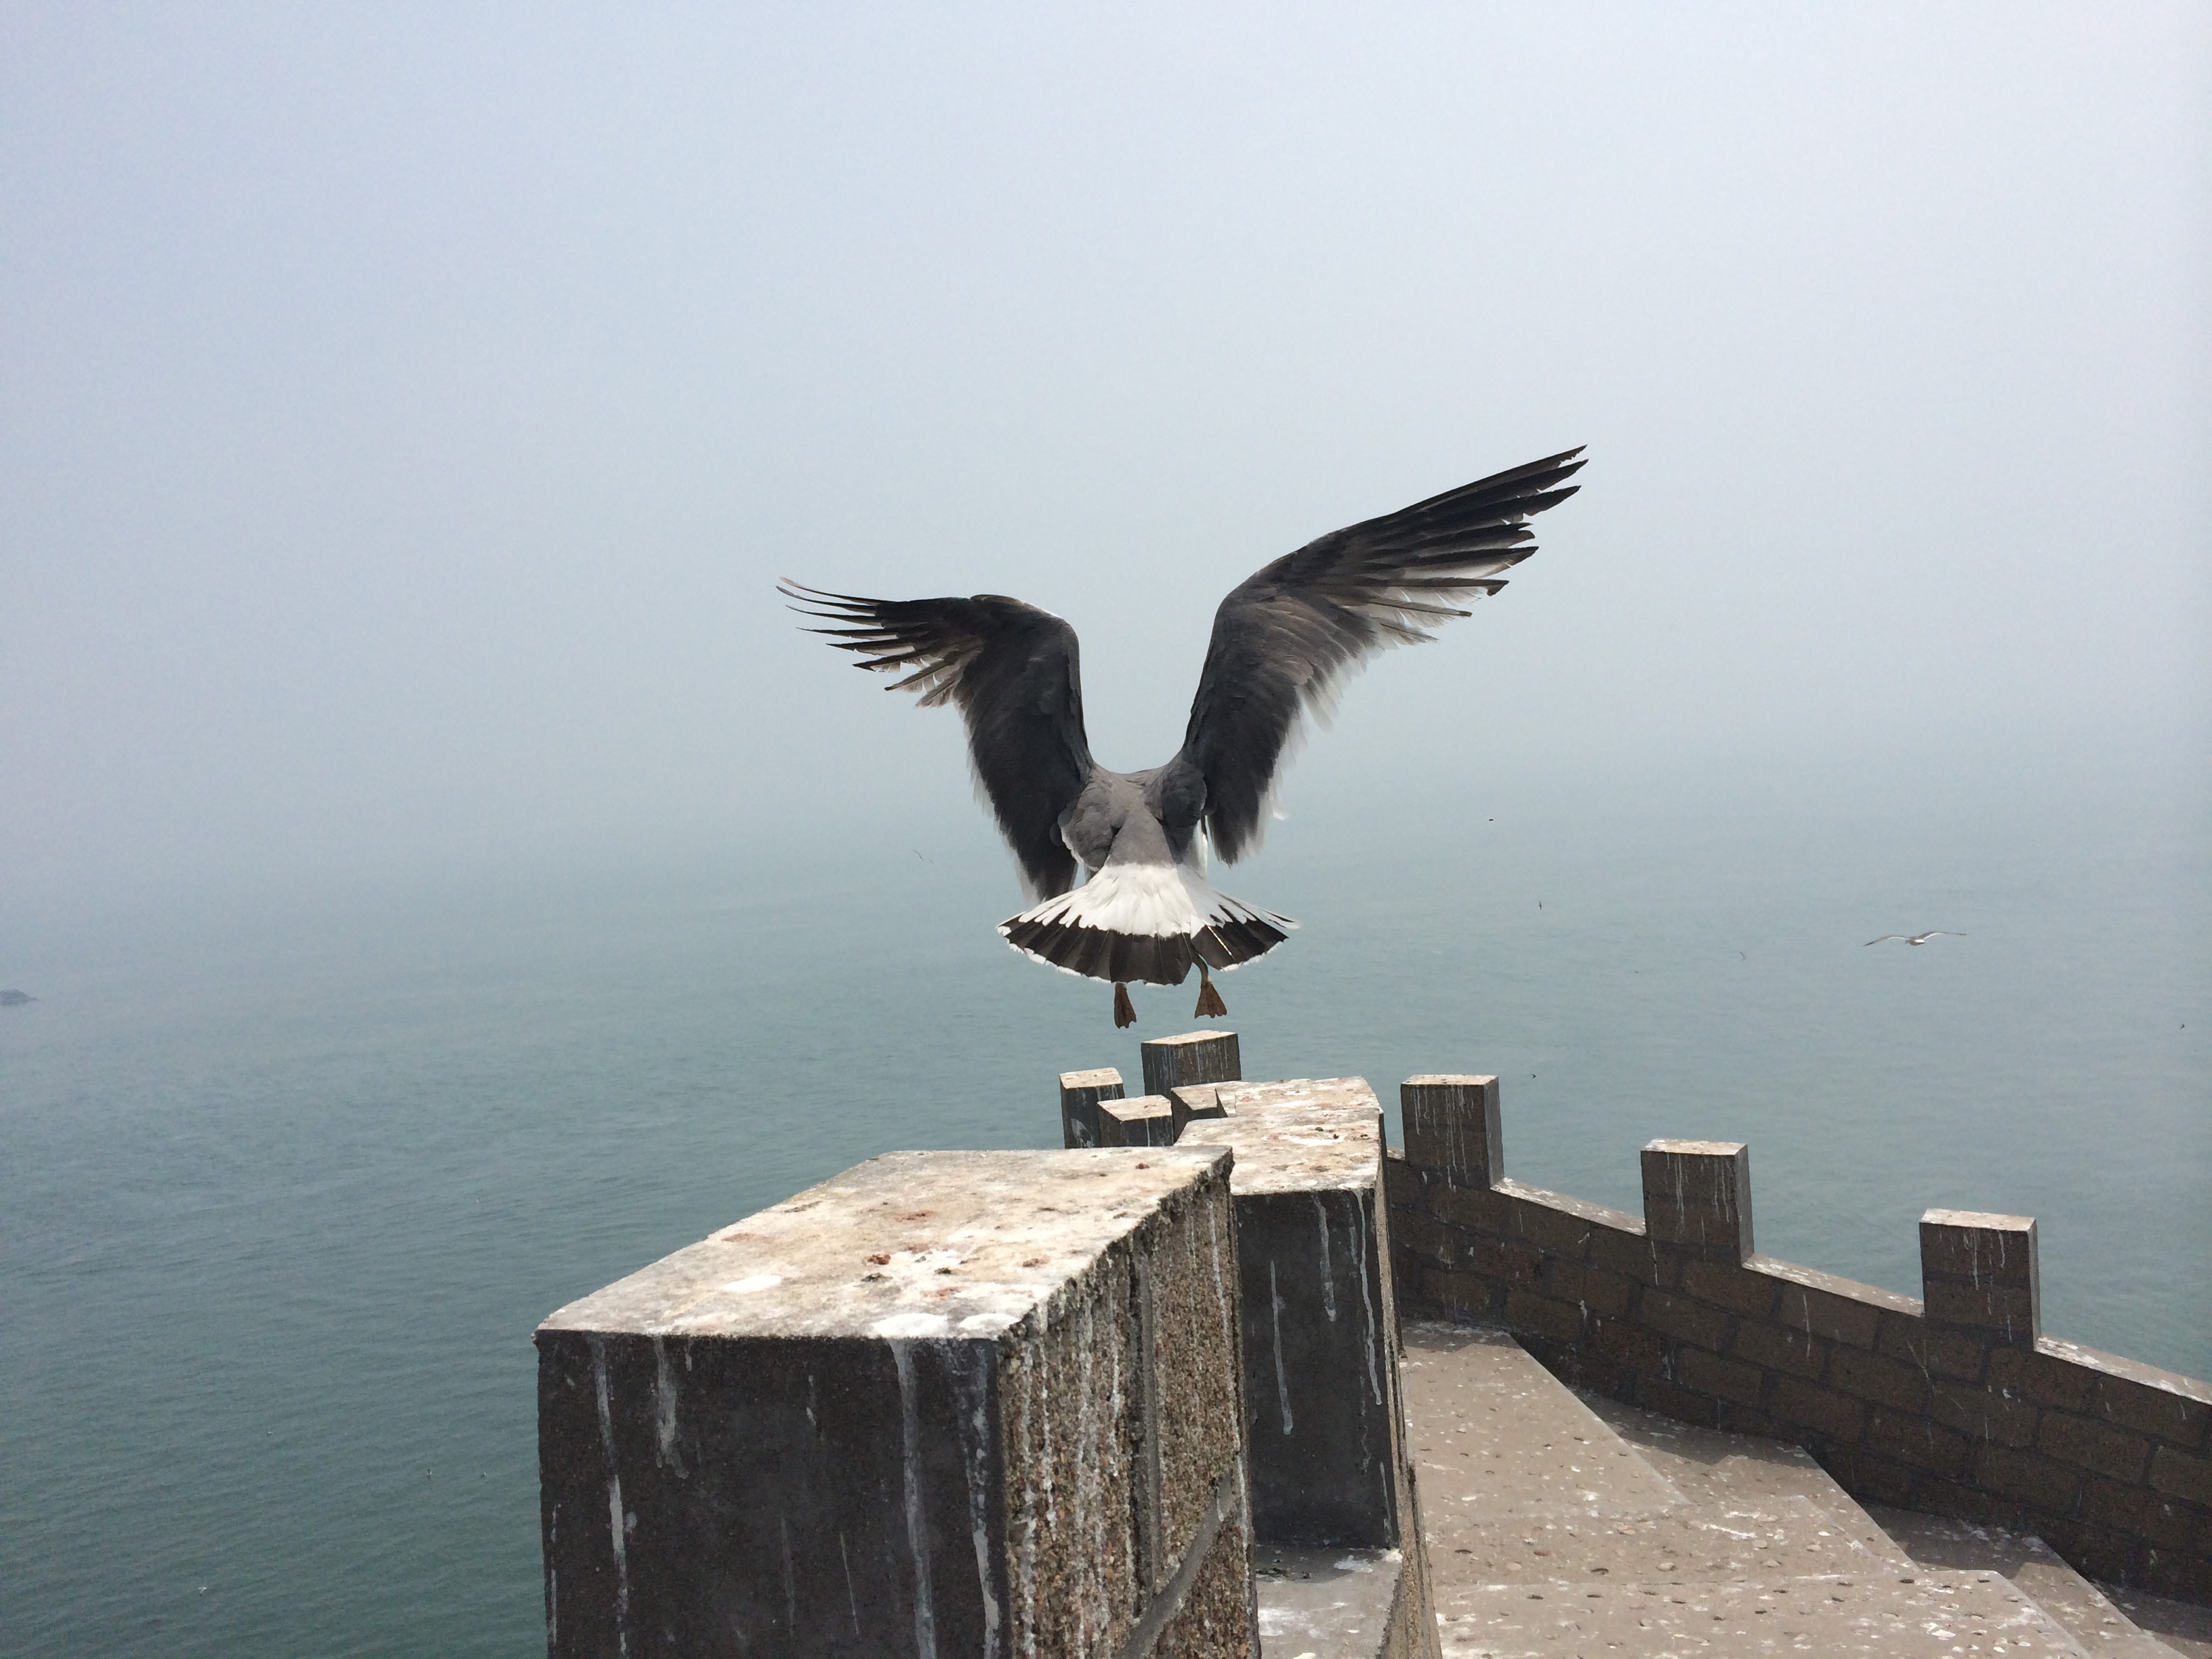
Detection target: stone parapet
<box><xmin>1181</xmin><ymin>1074</ymin><xmax>1438</xmax><ymax>1657</ymax></box>
<box><xmin>537</xmin><ymin>1147</ymin><xmax>1255</xmax><ymax>1656</ymax></box>
<box><xmin>1183</xmin><ymin>1080</ymin><xmax>1406</xmax><ymax>1549</ymax></box>
<box><xmin>1386</xmin><ymin>1076</ymin><xmax>2212</xmax><ymax>1606</ymax></box>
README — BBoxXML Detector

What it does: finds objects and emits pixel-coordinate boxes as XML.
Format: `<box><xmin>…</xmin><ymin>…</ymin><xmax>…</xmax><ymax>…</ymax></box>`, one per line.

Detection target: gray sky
<box><xmin>4</xmin><ymin>3</ymin><xmax>2206</xmax><ymax>903</ymax></box>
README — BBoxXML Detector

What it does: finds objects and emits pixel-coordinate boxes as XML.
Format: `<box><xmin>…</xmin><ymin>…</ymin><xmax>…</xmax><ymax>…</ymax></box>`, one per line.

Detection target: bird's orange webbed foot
<box><xmin>1194</xmin><ymin>968</ymin><xmax>1227</xmax><ymax>1019</ymax></box>
<box><xmin>1113</xmin><ymin>982</ymin><xmax>1136</xmax><ymax>1027</ymax></box>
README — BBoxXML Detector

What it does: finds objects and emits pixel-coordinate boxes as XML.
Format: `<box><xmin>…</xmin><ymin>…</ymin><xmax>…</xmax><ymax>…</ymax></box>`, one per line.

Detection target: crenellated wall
<box><xmin>1385</xmin><ymin>1074</ymin><xmax>2212</xmax><ymax>1605</ymax></box>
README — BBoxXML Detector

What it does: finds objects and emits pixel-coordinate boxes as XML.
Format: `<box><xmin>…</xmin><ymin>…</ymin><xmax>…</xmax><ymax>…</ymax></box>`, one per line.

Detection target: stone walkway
<box><xmin>1397</xmin><ymin>1322</ymin><xmax>2195</xmax><ymax>1659</ymax></box>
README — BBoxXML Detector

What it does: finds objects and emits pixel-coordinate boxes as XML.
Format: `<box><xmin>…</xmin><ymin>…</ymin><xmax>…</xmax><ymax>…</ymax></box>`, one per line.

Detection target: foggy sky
<box><xmin>4</xmin><ymin>4</ymin><xmax>2207</xmax><ymax>905</ymax></box>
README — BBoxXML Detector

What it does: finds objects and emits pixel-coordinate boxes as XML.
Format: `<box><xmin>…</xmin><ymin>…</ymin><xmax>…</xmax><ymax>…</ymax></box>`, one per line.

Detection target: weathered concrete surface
<box><xmin>1574</xmin><ymin>1383</ymin><xmax>1908</xmax><ymax>1563</ymax></box>
<box><xmin>1868</xmin><ymin>1503</ymin><xmax>2179</xmax><ymax>1658</ymax></box>
<box><xmin>1589</xmin><ymin>1375</ymin><xmax>2193</xmax><ymax>1655</ymax></box>
<box><xmin>1404</xmin><ymin>1321</ymin><xmax>2097</xmax><ymax>1656</ymax></box>
<box><xmin>1389</xmin><ymin>1073</ymin><xmax>2212</xmax><ymax>1604</ymax></box>
<box><xmin>2102</xmin><ymin>1585</ymin><xmax>2212</xmax><ymax>1658</ymax></box>
<box><xmin>1433</xmin><ymin>1574</ymin><xmax>2087</xmax><ymax>1656</ymax></box>
<box><xmin>1058</xmin><ymin>1066</ymin><xmax>1124</xmax><ymax>1149</ymax></box>
<box><xmin>1401</xmin><ymin>1322</ymin><xmax>1680</xmax><ymax>1519</ymax></box>
<box><xmin>1254</xmin><ymin>1546</ymin><xmax>1412</xmax><ymax>1659</ymax></box>
<box><xmin>537</xmin><ymin>1148</ymin><xmax>1254</xmax><ymax>1658</ymax></box>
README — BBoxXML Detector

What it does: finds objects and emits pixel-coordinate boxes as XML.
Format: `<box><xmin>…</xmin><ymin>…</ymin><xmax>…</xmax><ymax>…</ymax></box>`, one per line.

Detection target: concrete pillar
<box><xmin>1920</xmin><ymin>1208</ymin><xmax>2040</xmax><ymax>1348</ymax></box>
<box><xmin>1640</xmin><ymin>1139</ymin><xmax>1754</xmax><ymax>1263</ymax></box>
<box><xmin>1100</xmin><ymin>1096</ymin><xmax>1176</xmax><ymax>1148</ymax></box>
<box><xmin>1399</xmin><ymin>1076</ymin><xmax>1502</xmax><ymax>1187</ymax></box>
<box><xmin>1058</xmin><ymin>1067</ymin><xmax>1125</xmax><ymax>1149</ymax></box>
<box><xmin>1141</xmin><ymin>1030</ymin><xmax>1242</xmax><ymax>1097</ymax></box>
<box><xmin>1181</xmin><ymin>1080</ymin><xmax>1412</xmax><ymax>1549</ymax></box>
<box><xmin>537</xmin><ymin>1148</ymin><xmax>1256</xmax><ymax>1658</ymax></box>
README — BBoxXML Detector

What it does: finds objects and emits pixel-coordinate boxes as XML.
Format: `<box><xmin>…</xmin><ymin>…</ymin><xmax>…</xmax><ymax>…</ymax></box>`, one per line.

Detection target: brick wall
<box><xmin>1385</xmin><ymin>1075</ymin><xmax>2212</xmax><ymax>1604</ymax></box>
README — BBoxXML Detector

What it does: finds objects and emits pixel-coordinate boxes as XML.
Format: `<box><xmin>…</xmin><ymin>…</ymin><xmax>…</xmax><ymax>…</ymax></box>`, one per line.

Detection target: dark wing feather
<box><xmin>1180</xmin><ymin>447</ymin><xmax>1585</xmax><ymax>863</ymax></box>
<box><xmin>779</xmin><ymin>582</ymin><xmax>1093</xmax><ymax>899</ymax></box>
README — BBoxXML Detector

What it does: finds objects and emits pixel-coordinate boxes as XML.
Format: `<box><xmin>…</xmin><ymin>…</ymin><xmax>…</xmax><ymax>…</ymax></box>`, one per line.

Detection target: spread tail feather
<box><xmin>1000</xmin><ymin>860</ymin><xmax>1295</xmax><ymax>987</ymax></box>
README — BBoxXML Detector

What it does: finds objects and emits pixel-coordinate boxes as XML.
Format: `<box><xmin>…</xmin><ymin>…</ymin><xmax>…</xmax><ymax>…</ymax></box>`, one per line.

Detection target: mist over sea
<box><xmin>3</xmin><ymin>750</ymin><xmax>2205</xmax><ymax>1657</ymax></box>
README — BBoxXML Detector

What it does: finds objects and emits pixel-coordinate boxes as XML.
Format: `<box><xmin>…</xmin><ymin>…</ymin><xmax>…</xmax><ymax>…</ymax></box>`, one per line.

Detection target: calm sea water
<box><xmin>4</xmin><ymin>770</ymin><xmax>2205</xmax><ymax>1656</ymax></box>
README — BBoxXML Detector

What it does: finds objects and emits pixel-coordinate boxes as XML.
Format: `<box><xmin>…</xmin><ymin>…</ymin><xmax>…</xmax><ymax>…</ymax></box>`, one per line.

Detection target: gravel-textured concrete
<box><xmin>537</xmin><ymin>1147</ymin><xmax>1254</xmax><ymax>1658</ymax></box>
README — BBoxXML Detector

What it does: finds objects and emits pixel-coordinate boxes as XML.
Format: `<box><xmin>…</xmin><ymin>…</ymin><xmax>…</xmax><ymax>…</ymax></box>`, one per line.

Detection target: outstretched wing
<box><xmin>780</xmin><ymin>582</ymin><xmax>1093</xmax><ymax>899</ymax></box>
<box><xmin>1179</xmin><ymin>447</ymin><xmax>1586</xmax><ymax>863</ymax></box>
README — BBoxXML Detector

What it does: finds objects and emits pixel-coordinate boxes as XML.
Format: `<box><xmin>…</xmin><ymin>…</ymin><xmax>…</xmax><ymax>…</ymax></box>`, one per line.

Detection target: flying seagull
<box><xmin>781</xmin><ymin>447</ymin><xmax>1585</xmax><ymax>1027</ymax></box>
<box><xmin>1864</xmin><ymin>931</ymin><xmax>1966</xmax><ymax>946</ymax></box>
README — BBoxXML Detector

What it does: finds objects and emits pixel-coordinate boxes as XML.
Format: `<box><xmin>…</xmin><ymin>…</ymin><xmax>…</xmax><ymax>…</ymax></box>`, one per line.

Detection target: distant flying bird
<box><xmin>1864</xmin><ymin>931</ymin><xmax>1966</xmax><ymax>947</ymax></box>
<box><xmin>782</xmin><ymin>447</ymin><xmax>1585</xmax><ymax>1027</ymax></box>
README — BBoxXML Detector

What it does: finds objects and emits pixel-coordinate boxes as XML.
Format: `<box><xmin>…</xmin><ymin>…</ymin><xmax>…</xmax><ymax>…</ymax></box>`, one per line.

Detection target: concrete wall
<box><xmin>538</xmin><ymin>1147</ymin><xmax>1256</xmax><ymax>1657</ymax></box>
<box><xmin>1385</xmin><ymin>1074</ymin><xmax>2212</xmax><ymax>1605</ymax></box>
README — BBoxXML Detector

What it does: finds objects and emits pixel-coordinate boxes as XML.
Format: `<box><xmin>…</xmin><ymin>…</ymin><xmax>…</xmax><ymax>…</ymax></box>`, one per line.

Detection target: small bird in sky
<box><xmin>783</xmin><ymin>448</ymin><xmax>1584</xmax><ymax>1026</ymax></box>
<box><xmin>1864</xmin><ymin>931</ymin><xmax>1966</xmax><ymax>947</ymax></box>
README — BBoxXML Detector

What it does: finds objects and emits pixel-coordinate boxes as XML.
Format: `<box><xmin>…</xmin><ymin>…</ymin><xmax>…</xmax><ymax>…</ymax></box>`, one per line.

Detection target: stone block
<box><xmin>1920</xmin><ymin>1209</ymin><xmax>2039</xmax><ymax>1347</ymax></box>
<box><xmin>2036</xmin><ymin>1410</ymin><xmax>2153</xmax><ymax>1481</ymax></box>
<box><xmin>1141</xmin><ymin>1030</ymin><xmax>1242</xmax><ymax>1097</ymax></box>
<box><xmin>1420</xmin><ymin>1265</ymin><xmax>1504</xmax><ymax>1320</ymax></box>
<box><xmin>1729</xmin><ymin>1316</ymin><xmax>1830</xmax><ymax>1382</ymax></box>
<box><xmin>1100</xmin><ymin>1096</ymin><xmax>1176</xmax><ymax>1148</ymax></box>
<box><xmin>1423</xmin><ymin>1180</ymin><xmax>1511</xmax><ymax>1235</ymax></box>
<box><xmin>1586</xmin><ymin>1315</ymin><xmax>1667</xmax><ymax>1374</ymax></box>
<box><xmin>1635</xmin><ymin>1373</ymin><xmax>1722</xmax><ymax>1429</ymax></box>
<box><xmin>1755</xmin><ymin>1260</ymin><xmax>1903</xmax><ymax>1349</ymax></box>
<box><xmin>1929</xmin><ymin>1382</ymin><xmax>2041</xmax><ymax>1448</ymax></box>
<box><xmin>1879</xmin><ymin>1317</ymin><xmax>1988</xmax><ymax>1384</ymax></box>
<box><xmin>1496</xmin><ymin>1180</ymin><xmax>1639</xmax><ymax>1258</ymax></box>
<box><xmin>1924</xmin><ymin>1276</ymin><xmax>2039</xmax><ymax>1338</ymax></box>
<box><xmin>1676</xmin><ymin>1343</ymin><xmax>1767</xmax><ymax>1407</ymax></box>
<box><xmin>1399</xmin><ymin>1075</ymin><xmax>1501</xmax><ymax>1187</ymax></box>
<box><xmin>1818</xmin><ymin>1443</ymin><xmax>1921</xmax><ymax>1507</ymax></box>
<box><xmin>1640</xmin><ymin>1141</ymin><xmax>1753</xmax><ymax>1261</ymax></box>
<box><xmin>1767</xmin><ymin>1376</ymin><xmax>1867</xmax><ymax>1443</ymax></box>
<box><xmin>1981</xmin><ymin>1344</ymin><xmax>2090</xmax><ymax>1408</ymax></box>
<box><xmin>1827</xmin><ymin>1346</ymin><xmax>1930</xmax><ymax>1413</ymax></box>
<box><xmin>1180</xmin><ymin>1084</ymin><xmax>1411</xmax><ymax>1553</ymax></box>
<box><xmin>1500</xmin><ymin>1287</ymin><xmax>1585</xmax><ymax>1345</ymax></box>
<box><xmin>1538</xmin><ymin>1255</ymin><xmax>1635</xmax><ymax>1317</ymax></box>
<box><xmin>1865</xmin><ymin>1408</ymin><xmax>1973</xmax><ymax>1477</ymax></box>
<box><xmin>1585</xmin><ymin>1222</ymin><xmax>1671</xmax><ymax>1287</ymax></box>
<box><xmin>1058</xmin><ymin>1066</ymin><xmax>1124</xmax><ymax>1149</ymax></box>
<box><xmin>1458</xmin><ymin>1231</ymin><xmax>1544</xmax><ymax>1287</ymax></box>
<box><xmin>1681</xmin><ymin>1255</ymin><xmax>1779</xmax><ymax>1318</ymax></box>
<box><xmin>1389</xmin><ymin>1206</ymin><xmax>1462</xmax><ymax>1270</ymax></box>
<box><xmin>2027</xmin><ymin>1340</ymin><xmax>2212</xmax><ymax>1448</ymax></box>
<box><xmin>1637</xmin><ymin>1288</ymin><xmax>1730</xmax><ymax>1351</ymax></box>
<box><xmin>535</xmin><ymin>1147</ymin><xmax>1253</xmax><ymax>1659</ymax></box>
<box><xmin>2078</xmin><ymin>1474</ymin><xmax>2200</xmax><ymax>1547</ymax></box>
<box><xmin>1974</xmin><ymin>1441</ymin><xmax>2083</xmax><ymax>1514</ymax></box>
<box><xmin>2148</xmin><ymin>1443</ymin><xmax>2212</xmax><ymax>1505</ymax></box>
